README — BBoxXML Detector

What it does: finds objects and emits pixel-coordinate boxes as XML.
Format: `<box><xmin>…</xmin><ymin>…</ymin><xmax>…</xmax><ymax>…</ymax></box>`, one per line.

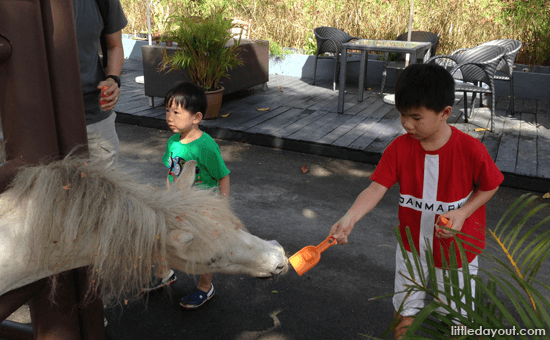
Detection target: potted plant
<box><xmin>159</xmin><ymin>7</ymin><xmax>243</xmax><ymax>119</ymax></box>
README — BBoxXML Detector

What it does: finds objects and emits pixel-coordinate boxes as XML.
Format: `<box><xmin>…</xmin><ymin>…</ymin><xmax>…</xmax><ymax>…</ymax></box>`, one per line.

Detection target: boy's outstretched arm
<box><xmin>330</xmin><ymin>181</ymin><xmax>388</xmax><ymax>245</ymax></box>
<box><xmin>437</xmin><ymin>186</ymin><xmax>499</xmax><ymax>238</ymax></box>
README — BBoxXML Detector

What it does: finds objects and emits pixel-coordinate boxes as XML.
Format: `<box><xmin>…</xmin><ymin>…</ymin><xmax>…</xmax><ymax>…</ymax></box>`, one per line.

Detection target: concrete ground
<box><xmin>5</xmin><ymin>122</ymin><xmax>549</xmax><ymax>339</ymax></box>
<box><xmin>104</xmin><ymin>123</ymin><xmax>549</xmax><ymax>340</ymax></box>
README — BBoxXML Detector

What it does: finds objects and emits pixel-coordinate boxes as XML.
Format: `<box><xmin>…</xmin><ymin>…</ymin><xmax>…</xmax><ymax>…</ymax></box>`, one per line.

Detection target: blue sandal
<box><xmin>180</xmin><ymin>284</ymin><xmax>215</xmax><ymax>309</ymax></box>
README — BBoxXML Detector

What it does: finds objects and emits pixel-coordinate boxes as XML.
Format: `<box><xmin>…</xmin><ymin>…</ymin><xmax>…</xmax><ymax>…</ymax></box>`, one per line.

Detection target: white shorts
<box><xmin>393</xmin><ymin>245</ymin><xmax>478</xmax><ymax>318</ymax></box>
<box><xmin>86</xmin><ymin>112</ymin><xmax>119</xmax><ymax>168</ymax></box>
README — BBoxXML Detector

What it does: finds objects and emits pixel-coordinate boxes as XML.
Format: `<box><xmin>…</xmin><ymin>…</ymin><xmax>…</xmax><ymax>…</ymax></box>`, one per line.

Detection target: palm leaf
<box><xmin>372</xmin><ymin>193</ymin><xmax>550</xmax><ymax>339</ymax></box>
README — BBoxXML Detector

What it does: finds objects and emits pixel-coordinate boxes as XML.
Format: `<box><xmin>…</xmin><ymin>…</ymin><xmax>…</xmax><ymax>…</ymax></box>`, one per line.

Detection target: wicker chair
<box><xmin>312</xmin><ymin>27</ymin><xmax>361</xmax><ymax>91</ymax></box>
<box><xmin>479</xmin><ymin>39</ymin><xmax>522</xmax><ymax>115</ymax></box>
<box><xmin>427</xmin><ymin>45</ymin><xmax>507</xmax><ymax>131</ymax></box>
<box><xmin>380</xmin><ymin>31</ymin><xmax>439</xmax><ymax>96</ymax></box>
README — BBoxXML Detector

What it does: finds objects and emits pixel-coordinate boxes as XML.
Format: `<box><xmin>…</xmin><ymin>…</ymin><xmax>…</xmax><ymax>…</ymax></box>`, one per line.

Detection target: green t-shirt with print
<box><xmin>163</xmin><ymin>132</ymin><xmax>230</xmax><ymax>189</ymax></box>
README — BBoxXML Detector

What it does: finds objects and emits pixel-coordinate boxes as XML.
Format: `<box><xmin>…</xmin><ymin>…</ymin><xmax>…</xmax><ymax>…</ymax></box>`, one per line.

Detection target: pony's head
<box><xmin>164</xmin><ymin>161</ymin><xmax>288</xmax><ymax>278</ymax></box>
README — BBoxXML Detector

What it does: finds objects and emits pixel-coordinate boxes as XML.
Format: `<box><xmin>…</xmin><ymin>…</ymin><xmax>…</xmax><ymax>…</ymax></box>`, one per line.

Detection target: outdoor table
<box><xmin>337</xmin><ymin>39</ymin><xmax>432</xmax><ymax>113</ymax></box>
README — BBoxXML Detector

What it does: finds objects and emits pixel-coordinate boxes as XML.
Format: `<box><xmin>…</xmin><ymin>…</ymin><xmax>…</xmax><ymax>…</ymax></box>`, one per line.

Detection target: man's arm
<box><xmin>103</xmin><ymin>30</ymin><xmax>124</xmax><ymax>77</ymax></box>
<box><xmin>329</xmin><ymin>181</ymin><xmax>388</xmax><ymax>245</ymax></box>
<box><xmin>98</xmin><ymin>30</ymin><xmax>124</xmax><ymax>111</ymax></box>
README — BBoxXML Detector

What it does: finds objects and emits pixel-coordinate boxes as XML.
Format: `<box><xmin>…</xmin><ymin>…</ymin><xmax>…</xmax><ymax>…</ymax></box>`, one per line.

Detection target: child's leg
<box><xmin>393</xmin><ymin>247</ymin><xmax>430</xmax><ymax>317</ymax></box>
<box><xmin>152</xmin><ymin>244</ymin><xmax>171</xmax><ymax>279</ymax></box>
<box><xmin>392</xmin><ymin>247</ymin><xmax>430</xmax><ymax>339</ymax></box>
<box><xmin>180</xmin><ymin>273</ymin><xmax>215</xmax><ymax>308</ymax></box>
<box><xmin>393</xmin><ymin>311</ymin><xmax>415</xmax><ymax>340</ymax></box>
<box><xmin>435</xmin><ymin>256</ymin><xmax>479</xmax><ymax>320</ymax></box>
<box><xmin>197</xmin><ymin>273</ymin><xmax>213</xmax><ymax>292</ymax></box>
<box><xmin>155</xmin><ymin>266</ymin><xmax>172</xmax><ymax>279</ymax></box>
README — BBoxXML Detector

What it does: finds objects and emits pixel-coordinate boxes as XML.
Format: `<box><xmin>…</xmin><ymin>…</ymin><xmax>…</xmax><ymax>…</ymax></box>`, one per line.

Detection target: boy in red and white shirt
<box><xmin>329</xmin><ymin>63</ymin><xmax>503</xmax><ymax>339</ymax></box>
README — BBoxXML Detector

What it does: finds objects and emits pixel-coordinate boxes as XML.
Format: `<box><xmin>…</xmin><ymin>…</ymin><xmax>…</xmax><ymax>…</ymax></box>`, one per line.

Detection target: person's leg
<box><xmin>88</xmin><ymin>113</ymin><xmax>119</xmax><ymax>327</ymax></box>
<box><xmin>432</xmin><ymin>257</ymin><xmax>478</xmax><ymax>339</ymax></box>
<box><xmin>155</xmin><ymin>266</ymin><xmax>172</xmax><ymax>279</ymax></box>
<box><xmin>393</xmin><ymin>247</ymin><xmax>430</xmax><ymax>339</ymax></box>
<box><xmin>180</xmin><ymin>273</ymin><xmax>215</xmax><ymax>309</ymax></box>
<box><xmin>143</xmin><ymin>267</ymin><xmax>176</xmax><ymax>291</ymax></box>
<box><xmin>144</xmin><ymin>247</ymin><xmax>177</xmax><ymax>292</ymax></box>
<box><xmin>435</xmin><ymin>256</ymin><xmax>479</xmax><ymax>319</ymax></box>
<box><xmin>86</xmin><ymin>112</ymin><xmax>119</xmax><ymax>167</ymax></box>
<box><xmin>197</xmin><ymin>273</ymin><xmax>213</xmax><ymax>292</ymax></box>
<box><xmin>393</xmin><ymin>311</ymin><xmax>415</xmax><ymax>340</ymax></box>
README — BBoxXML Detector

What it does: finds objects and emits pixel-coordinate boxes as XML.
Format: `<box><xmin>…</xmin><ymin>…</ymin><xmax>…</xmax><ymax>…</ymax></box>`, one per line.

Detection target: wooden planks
<box><xmin>495</xmin><ymin>114</ymin><xmax>520</xmax><ymax>173</ymax></box>
<box><xmin>114</xmin><ymin>70</ymin><xmax>550</xmax><ymax>183</ymax></box>
<box><xmin>515</xmin><ymin>113</ymin><xmax>537</xmax><ymax>177</ymax></box>
<box><xmin>481</xmin><ymin>109</ymin><xmax>507</xmax><ymax>162</ymax></box>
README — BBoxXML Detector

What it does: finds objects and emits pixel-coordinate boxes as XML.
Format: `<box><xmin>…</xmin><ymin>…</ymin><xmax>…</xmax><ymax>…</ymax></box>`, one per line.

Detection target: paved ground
<box><xmin>104</xmin><ymin>123</ymin><xmax>549</xmax><ymax>340</ymax></box>
<box><xmin>5</xmin><ymin>122</ymin><xmax>550</xmax><ymax>339</ymax></box>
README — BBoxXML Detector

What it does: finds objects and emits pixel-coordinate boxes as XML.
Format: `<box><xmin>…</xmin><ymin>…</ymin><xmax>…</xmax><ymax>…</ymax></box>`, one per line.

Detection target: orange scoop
<box><xmin>289</xmin><ymin>236</ymin><xmax>337</xmax><ymax>276</ymax></box>
<box><xmin>435</xmin><ymin>216</ymin><xmax>450</xmax><ymax>234</ymax></box>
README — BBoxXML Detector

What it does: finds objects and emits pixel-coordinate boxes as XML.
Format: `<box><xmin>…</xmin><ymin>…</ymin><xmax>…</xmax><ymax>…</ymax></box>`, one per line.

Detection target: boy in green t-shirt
<box><xmin>149</xmin><ymin>82</ymin><xmax>230</xmax><ymax>309</ymax></box>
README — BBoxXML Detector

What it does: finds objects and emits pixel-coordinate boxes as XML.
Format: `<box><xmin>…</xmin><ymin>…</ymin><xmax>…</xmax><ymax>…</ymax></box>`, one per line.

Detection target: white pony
<box><xmin>0</xmin><ymin>155</ymin><xmax>288</xmax><ymax>305</ymax></box>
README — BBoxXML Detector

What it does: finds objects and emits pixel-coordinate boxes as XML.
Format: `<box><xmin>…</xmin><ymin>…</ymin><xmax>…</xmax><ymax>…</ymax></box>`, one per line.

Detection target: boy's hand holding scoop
<box><xmin>435</xmin><ymin>210</ymin><xmax>467</xmax><ymax>239</ymax></box>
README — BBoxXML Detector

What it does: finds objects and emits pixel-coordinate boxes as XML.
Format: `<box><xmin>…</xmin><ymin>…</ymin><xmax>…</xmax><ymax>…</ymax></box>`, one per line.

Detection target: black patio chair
<box><xmin>379</xmin><ymin>31</ymin><xmax>439</xmax><ymax>96</ymax></box>
<box><xmin>427</xmin><ymin>45</ymin><xmax>507</xmax><ymax>131</ymax></box>
<box><xmin>312</xmin><ymin>27</ymin><xmax>361</xmax><ymax>91</ymax></box>
<box><xmin>479</xmin><ymin>39</ymin><xmax>522</xmax><ymax>115</ymax></box>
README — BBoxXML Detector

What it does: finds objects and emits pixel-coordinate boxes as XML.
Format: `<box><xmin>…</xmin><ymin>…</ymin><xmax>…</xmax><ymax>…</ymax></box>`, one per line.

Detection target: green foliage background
<box><xmin>121</xmin><ymin>0</ymin><xmax>550</xmax><ymax>66</ymax></box>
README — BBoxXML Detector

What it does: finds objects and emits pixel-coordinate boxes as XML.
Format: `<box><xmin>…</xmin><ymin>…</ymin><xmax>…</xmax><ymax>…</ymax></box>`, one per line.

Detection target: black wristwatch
<box><xmin>106</xmin><ymin>75</ymin><xmax>121</xmax><ymax>88</ymax></box>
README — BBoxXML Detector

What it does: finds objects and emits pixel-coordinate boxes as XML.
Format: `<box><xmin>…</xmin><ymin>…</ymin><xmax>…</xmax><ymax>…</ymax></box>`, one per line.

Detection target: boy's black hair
<box><xmin>164</xmin><ymin>82</ymin><xmax>208</xmax><ymax>115</ymax></box>
<box><xmin>395</xmin><ymin>63</ymin><xmax>455</xmax><ymax>114</ymax></box>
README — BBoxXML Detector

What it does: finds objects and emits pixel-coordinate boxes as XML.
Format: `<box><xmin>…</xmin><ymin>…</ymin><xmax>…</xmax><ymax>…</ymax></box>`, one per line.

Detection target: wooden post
<box><xmin>0</xmin><ymin>0</ymin><xmax>104</xmax><ymax>338</ymax></box>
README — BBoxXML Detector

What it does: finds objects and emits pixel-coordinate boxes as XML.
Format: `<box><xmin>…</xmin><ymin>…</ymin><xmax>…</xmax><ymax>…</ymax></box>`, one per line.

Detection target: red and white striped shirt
<box><xmin>371</xmin><ymin>126</ymin><xmax>504</xmax><ymax>268</ymax></box>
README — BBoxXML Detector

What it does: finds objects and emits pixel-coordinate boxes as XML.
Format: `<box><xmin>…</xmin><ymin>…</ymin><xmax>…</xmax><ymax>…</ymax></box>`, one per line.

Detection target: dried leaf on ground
<box><xmin>301</xmin><ymin>165</ymin><xmax>309</xmax><ymax>174</ymax></box>
<box><xmin>543</xmin><ymin>192</ymin><xmax>550</xmax><ymax>199</ymax></box>
<box><xmin>257</xmin><ymin>107</ymin><xmax>270</xmax><ymax>111</ymax></box>
<box><xmin>219</xmin><ymin>112</ymin><xmax>231</xmax><ymax>118</ymax></box>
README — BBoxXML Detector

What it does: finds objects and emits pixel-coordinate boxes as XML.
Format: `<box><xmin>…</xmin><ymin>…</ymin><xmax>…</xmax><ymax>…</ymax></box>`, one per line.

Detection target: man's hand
<box><xmin>97</xmin><ymin>78</ymin><xmax>120</xmax><ymax>111</ymax></box>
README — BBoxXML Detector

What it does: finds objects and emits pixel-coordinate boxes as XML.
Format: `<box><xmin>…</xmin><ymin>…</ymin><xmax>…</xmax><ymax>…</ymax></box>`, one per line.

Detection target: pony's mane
<box><xmin>1</xmin><ymin>154</ymin><xmax>243</xmax><ymax>306</ymax></box>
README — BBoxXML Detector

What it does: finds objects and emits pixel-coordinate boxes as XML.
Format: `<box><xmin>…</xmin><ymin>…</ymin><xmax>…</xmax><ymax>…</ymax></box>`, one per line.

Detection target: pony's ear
<box><xmin>167</xmin><ymin>230</ymin><xmax>194</xmax><ymax>247</ymax></box>
<box><xmin>173</xmin><ymin>160</ymin><xmax>197</xmax><ymax>191</ymax></box>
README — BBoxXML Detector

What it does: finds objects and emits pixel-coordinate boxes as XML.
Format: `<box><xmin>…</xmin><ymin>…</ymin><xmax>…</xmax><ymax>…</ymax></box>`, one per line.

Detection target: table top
<box><xmin>342</xmin><ymin>39</ymin><xmax>431</xmax><ymax>53</ymax></box>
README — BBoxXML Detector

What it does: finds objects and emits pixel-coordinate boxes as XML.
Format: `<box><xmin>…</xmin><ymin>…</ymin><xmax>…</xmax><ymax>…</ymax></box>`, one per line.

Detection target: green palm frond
<box><xmin>367</xmin><ymin>193</ymin><xmax>550</xmax><ymax>339</ymax></box>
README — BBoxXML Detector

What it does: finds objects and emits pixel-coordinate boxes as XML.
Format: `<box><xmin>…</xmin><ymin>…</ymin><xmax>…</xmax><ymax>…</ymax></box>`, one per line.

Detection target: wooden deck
<box><xmin>117</xmin><ymin>58</ymin><xmax>550</xmax><ymax>192</ymax></box>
